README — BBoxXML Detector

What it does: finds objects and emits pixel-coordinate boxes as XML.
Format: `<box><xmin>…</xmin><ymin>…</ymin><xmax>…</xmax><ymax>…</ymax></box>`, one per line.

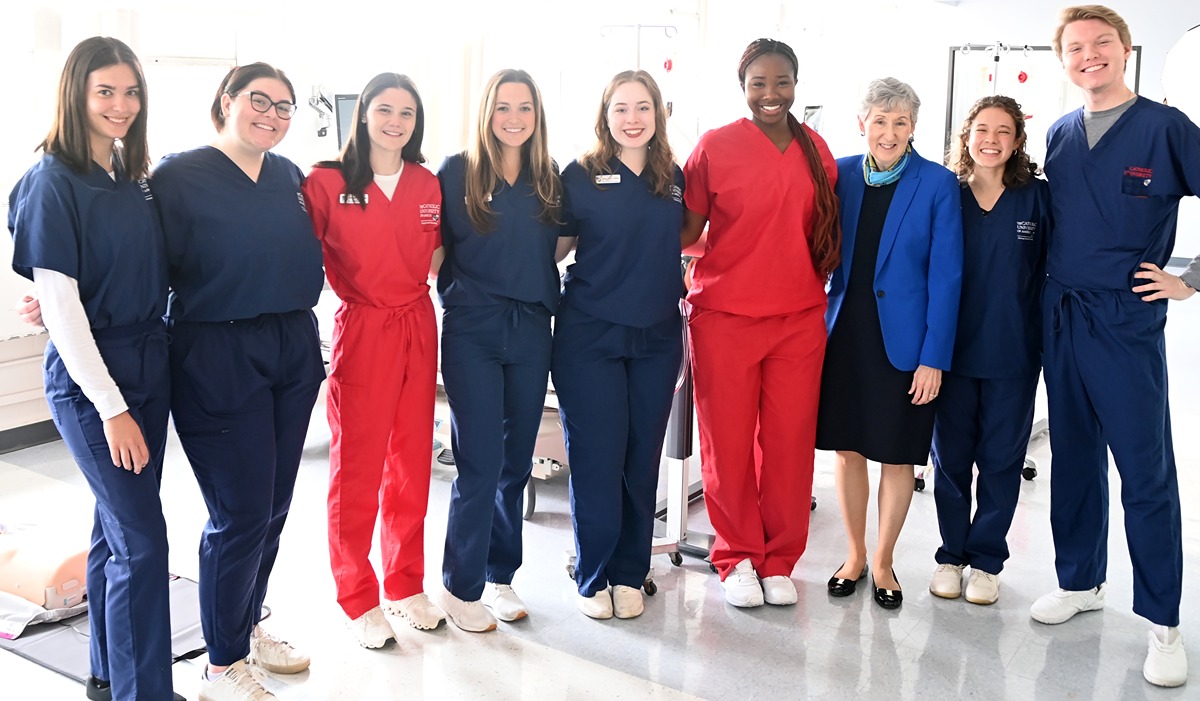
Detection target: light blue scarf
<box><xmin>862</xmin><ymin>144</ymin><xmax>912</xmax><ymax>187</ymax></box>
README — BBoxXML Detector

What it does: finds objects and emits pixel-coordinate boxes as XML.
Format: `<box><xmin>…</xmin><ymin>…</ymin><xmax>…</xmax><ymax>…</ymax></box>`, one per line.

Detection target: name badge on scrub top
<box><xmin>340</xmin><ymin>193</ymin><xmax>368</xmax><ymax>205</ymax></box>
<box><xmin>595</xmin><ymin>174</ymin><xmax>621</xmax><ymax>184</ymax></box>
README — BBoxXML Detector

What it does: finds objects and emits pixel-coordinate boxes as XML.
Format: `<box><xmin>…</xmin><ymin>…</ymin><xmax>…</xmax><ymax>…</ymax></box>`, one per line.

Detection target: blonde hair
<box><xmin>464</xmin><ymin>69</ymin><xmax>561</xmax><ymax>232</ymax></box>
<box><xmin>579</xmin><ymin>70</ymin><xmax>676</xmax><ymax>199</ymax></box>
<box><xmin>1053</xmin><ymin>5</ymin><xmax>1132</xmax><ymax>59</ymax></box>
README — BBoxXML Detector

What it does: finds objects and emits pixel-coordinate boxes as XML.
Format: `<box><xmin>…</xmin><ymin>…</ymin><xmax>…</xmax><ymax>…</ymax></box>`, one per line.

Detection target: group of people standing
<box><xmin>7</xmin><ymin>4</ymin><xmax>1198</xmax><ymax>700</ymax></box>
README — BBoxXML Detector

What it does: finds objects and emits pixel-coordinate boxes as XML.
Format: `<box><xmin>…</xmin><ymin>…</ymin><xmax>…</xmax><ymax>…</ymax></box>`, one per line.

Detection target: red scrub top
<box><xmin>683</xmin><ymin>118</ymin><xmax>837</xmax><ymax>317</ymax></box>
<box><xmin>303</xmin><ymin>164</ymin><xmax>442</xmax><ymax>307</ymax></box>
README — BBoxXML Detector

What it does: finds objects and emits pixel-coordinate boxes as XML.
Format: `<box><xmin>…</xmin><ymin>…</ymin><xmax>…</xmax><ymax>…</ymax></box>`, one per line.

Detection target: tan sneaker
<box><xmin>198</xmin><ymin>660</ymin><xmax>276</xmax><ymax>701</ymax></box>
<box><xmin>247</xmin><ymin>625</ymin><xmax>310</xmax><ymax>674</ymax></box>
<box><xmin>578</xmin><ymin>589</ymin><xmax>614</xmax><ymax>619</ymax></box>
<box><xmin>612</xmin><ymin>585</ymin><xmax>645</xmax><ymax>619</ymax></box>
<box><xmin>965</xmin><ymin>569</ymin><xmax>1000</xmax><ymax>605</ymax></box>
<box><xmin>929</xmin><ymin>564</ymin><xmax>966</xmax><ymax>599</ymax></box>
<box><xmin>483</xmin><ymin>582</ymin><xmax>528</xmax><ymax>622</ymax></box>
<box><xmin>439</xmin><ymin>590</ymin><xmax>497</xmax><ymax>633</ymax></box>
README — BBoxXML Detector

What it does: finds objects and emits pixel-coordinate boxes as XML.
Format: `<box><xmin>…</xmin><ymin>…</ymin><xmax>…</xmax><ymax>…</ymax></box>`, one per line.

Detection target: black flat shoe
<box><xmin>86</xmin><ymin>676</ymin><xmax>186</xmax><ymax>701</ymax></box>
<box><xmin>827</xmin><ymin>563</ymin><xmax>869</xmax><ymax>597</ymax></box>
<box><xmin>873</xmin><ymin>569</ymin><xmax>903</xmax><ymax>609</ymax></box>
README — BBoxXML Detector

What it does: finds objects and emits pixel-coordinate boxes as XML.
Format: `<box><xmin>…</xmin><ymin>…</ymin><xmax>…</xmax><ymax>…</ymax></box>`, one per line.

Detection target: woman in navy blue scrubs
<box><xmin>436</xmin><ymin>69</ymin><xmax>563</xmax><ymax>633</ymax></box>
<box><xmin>554</xmin><ymin>70</ymin><xmax>683</xmax><ymax>620</ymax></box>
<box><xmin>151</xmin><ymin>63</ymin><xmax>325</xmax><ymax>699</ymax></box>
<box><xmin>928</xmin><ymin>95</ymin><xmax>1049</xmax><ymax>606</ymax></box>
<box><xmin>8</xmin><ymin>37</ymin><xmax>182</xmax><ymax>701</ymax></box>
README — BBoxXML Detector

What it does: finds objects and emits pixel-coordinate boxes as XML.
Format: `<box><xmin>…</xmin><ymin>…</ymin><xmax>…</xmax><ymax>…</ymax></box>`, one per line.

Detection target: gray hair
<box><xmin>858</xmin><ymin>77</ymin><xmax>921</xmax><ymax>123</ymax></box>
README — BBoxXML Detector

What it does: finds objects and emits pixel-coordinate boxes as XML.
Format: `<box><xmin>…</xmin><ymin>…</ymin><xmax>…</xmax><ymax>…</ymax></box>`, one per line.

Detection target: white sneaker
<box><xmin>346</xmin><ymin>607</ymin><xmax>394</xmax><ymax>649</ymax></box>
<box><xmin>384</xmin><ymin>592</ymin><xmax>445</xmax><ymax>630</ymax></box>
<box><xmin>577</xmin><ymin>589</ymin><xmax>614</xmax><ymax>619</ymax></box>
<box><xmin>722</xmin><ymin>559</ymin><xmax>764</xmax><ymax>608</ymax></box>
<box><xmin>965</xmin><ymin>569</ymin><xmax>1000</xmax><ymax>605</ymax></box>
<box><xmin>1143</xmin><ymin>628</ymin><xmax>1188</xmax><ymax>687</ymax></box>
<box><xmin>761</xmin><ymin>576</ymin><xmax>798</xmax><ymax>606</ymax></box>
<box><xmin>247</xmin><ymin>625</ymin><xmax>309</xmax><ymax>674</ymax></box>
<box><xmin>1030</xmin><ymin>584</ymin><xmax>1106</xmax><ymax>625</ymax></box>
<box><xmin>483</xmin><ymin>582</ymin><xmax>528</xmax><ymax>622</ymax></box>
<box><xmin>612</xmin><ymin>585</ymin><xmax>644</xmax><ymax>619</ymax></box>
<box><xmin>198</xmin><ymin>660</ymin><xmax>276</xmax><ymax>701</ymax></box>
<box><xmin>929</xmin><ymin>564</ymin><xmax>966</xmax><ymax>599</ymax></box>
<box><xmin>439</xmin><ymin>590</ymin><xmax>497</xmax><ymax>633</ymax></box>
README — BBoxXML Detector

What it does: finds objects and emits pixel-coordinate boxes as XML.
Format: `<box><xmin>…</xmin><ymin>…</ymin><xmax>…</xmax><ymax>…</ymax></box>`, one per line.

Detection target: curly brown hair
<box><xmin>948</xmin><ymin>95</ymin><xmax>1038</xmax><ymax>188</ymax></box>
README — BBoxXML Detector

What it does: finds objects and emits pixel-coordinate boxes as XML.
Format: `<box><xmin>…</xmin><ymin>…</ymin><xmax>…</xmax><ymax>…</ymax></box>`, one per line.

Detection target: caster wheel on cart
<box><xmin>811</xmin><ymin>496</ymin><xmax>817</xmax><ymax>511</ymax></box>
<box><xmin>643</xmin><ymin>579</ymin><xmax>658</xmax><ymax>596</ymax></box>
<box><xmin>914</xmin><ymin>477</ymin><xmax>925</xmax><ymax>492</ymax></box>
<box><xmin>668</xmin><ymin>552</ymin><xmax>683</xmax><ymax>567</ymax></box>
<box><xmin>522</xmin><ymin>478</ymin><xmax>536</xmax><ymax>520</ymax></box>
<box><xmin>1022</xmin><ymin>466</ymin><xmax>1037</xmax><ymax>480</ymax></box>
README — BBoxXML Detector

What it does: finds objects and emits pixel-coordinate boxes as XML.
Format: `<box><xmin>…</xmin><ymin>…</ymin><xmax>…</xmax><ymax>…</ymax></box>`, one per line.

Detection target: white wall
<box><xmin>3</xmin><ymin>0</ymin><xmax>1199</xmax><ymax>339</ymax></box>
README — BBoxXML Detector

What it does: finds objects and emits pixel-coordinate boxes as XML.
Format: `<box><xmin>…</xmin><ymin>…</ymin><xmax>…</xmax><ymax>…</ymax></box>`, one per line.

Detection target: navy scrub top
<box><xmin>151</xmin><ymin>146</ymin><xmax>324</xmax><ymax>322</ymax></box>
<box><xmin>952</xmin><ymin>179</ymin><xmax>1050</xmax><ymax>379</ymax></box>
<box><xmin>559</xmin><ymin>158</ymin><xmax>685</xmax><ymax>328</ymax></box>
<box><xmin>1044</xmin><ymin>97</ymin><xmax>1200</xmax><ymax>293</ymax></box>
<box><xmin>9</xmin><ymin>155</ymin><xmax>167</xmax><ymax>328</ymax></box>
<box><xmin>436</xmin><ymin>152</ymin><xmax>563</xmax><ymax>313</ymax></box>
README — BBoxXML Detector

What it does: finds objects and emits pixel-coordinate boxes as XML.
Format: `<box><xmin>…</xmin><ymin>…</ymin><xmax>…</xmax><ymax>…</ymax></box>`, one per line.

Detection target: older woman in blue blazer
<box><xmin>817</xmin><ymin>77</ymin><xmax>963</xmax><ymax>610</ymax></box>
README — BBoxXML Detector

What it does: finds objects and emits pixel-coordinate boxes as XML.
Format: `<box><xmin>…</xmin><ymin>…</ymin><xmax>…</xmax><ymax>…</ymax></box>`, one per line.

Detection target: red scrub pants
<box><xmin>688</xmin><ymin>304</ymin><xmax>826</xmax><ymax>579</ymax></box>
<box><xmin>327</xmin><ymin>297</ymin><xmax>438</xmax><ymax>619</ymax></box>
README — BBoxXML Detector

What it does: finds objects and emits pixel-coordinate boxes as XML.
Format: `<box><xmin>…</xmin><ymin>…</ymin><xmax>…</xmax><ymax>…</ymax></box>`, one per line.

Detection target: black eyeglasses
<box><xmin>232</xmin><ymin>90</ymin><xmax>298</xmax><ymax>119</ymax></box>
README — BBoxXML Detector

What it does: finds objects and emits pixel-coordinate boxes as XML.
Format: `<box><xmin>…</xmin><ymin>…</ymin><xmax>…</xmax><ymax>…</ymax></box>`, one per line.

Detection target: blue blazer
<box><xmin>826</xmin><ymin>149</ymin><xmax>963</xmax><ymax>372</ymax></box>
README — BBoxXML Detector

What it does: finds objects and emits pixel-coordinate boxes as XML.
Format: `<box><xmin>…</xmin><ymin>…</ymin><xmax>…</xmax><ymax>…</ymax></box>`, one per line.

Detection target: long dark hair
<box><xmin>315</xmin><ymin>73</ymin><xmax>426</xmax><ymax>210</ymax></box>
<box><xmin>210</xmin><ymin>62</ymin><xmax>295</xmax><ymax>132</ymax></box>
<box><xmin>738</xmin><ymin>38</ymin><xmax>841</xmax><ymax>278</ymax></box>
<box><xmin>39</xmin><ymin>36</ymin><xmax>150</xmax><ymax>181</ymax></box>
<box><xmin>948</xmin><ymin>95</ymin><xmax>1038</xmax><ymax>188</ymax></box>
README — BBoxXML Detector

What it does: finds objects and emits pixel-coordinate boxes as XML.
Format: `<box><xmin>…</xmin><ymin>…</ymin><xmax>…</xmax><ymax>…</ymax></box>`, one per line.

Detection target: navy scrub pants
<box><xmin>169</xmin><ymin>310</ymin><xmax>325</xmax><ymax>665</ymax></box>
<box><xmin>930</xmin><ymin>370</ymin><xmax>1038</xmax><ymax>575</ymax></box>
<box><xmin>551</xmin><ymin>305</ymin><xmax>682</xmax><ymax>596</ymax></box>
<box><xmin>45</xmin><ymin>320</ymin><xmax>172</xmax><ymax>701</ymax></box>
<box><xmin>440</xmin><ymin>301</ymin><xmax>552</xmax><ymax>601</ymax></box>
<box><xmin>1042</xmin><ymin>278</ymin><xmax>1182</xmax><ymax>626</ymax></box>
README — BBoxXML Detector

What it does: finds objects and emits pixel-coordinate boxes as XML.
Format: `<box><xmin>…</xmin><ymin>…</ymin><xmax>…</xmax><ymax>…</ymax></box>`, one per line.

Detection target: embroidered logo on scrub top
<box><xmin>1016</xmin><ymin>221</ymin><xmax>1037</xmax><ymax>242</ymax></box>
<box><xmin>1122</xmin><ymin>166</ymin><xmax>1153</xmax><ymax>197</ymax></box>
<box><xmin>297</xmin><ymin>191</ymin><xmax>308</xmax><ymax>213</ymax></box>
<box><xmin>138</xmin><ymin>178</ymin><xmax>153</xmax><ymax>201</ymax></box>
<box><xmin>420</xmin><ymin>203</ymin><xmax>441</xmax><ymax>226</ymax></box>
<box><xmin>671</xmin><ymin>184</ymin><xmax>683</xmax><ymax>204</ymax></box>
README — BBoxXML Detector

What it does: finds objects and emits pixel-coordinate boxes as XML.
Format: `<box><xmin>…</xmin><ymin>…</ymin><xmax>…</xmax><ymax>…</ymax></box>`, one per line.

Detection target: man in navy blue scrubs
<box><xmin>1032</xmin><ymin>5</ymin><xmax>1200</xmax><ymax>689</ymax></box>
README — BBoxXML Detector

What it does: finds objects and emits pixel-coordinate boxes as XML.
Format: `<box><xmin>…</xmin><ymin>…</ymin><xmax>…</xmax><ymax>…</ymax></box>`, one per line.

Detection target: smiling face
<box><xmin>859</xmin><ymin>107</ymin><xmax>915</xmax><ymax>170</ymax></box>
<box><xmin>606</xmin><ymin>80</ymin><xmax>656</xmax><ymax>152</ymax></box>
<box><xmin>365</xmin><ymin>87</ymin><xmax>417</xmax><ymax>158</ymax></box>
<box><xmin>1060</xmin><ymin>18</ymin><xmax>1132</xmax><ymax>98</ymax></box>
<box><xmin>86</xmin><ymin>63</ymin><xmax>141</xmax><ymax>164</ymax></box>
<box><xmin>221</xmin><ymin>77</ymin><xmax>292</xmax><ymax>153</ymax></box>
<box><xmin>967</xmin><ymin>106</ymin><xmax>1019</xmax><ymax>173</ymax></box>
<box><xmin>742</xmin><ymin>52</ymin><xmax>795</xmax><ymax>131</ymax></box>
<box><xmin>491</xmin><ymin>81</ymin><xmax>536</xmax><ymax>152</ymax></box>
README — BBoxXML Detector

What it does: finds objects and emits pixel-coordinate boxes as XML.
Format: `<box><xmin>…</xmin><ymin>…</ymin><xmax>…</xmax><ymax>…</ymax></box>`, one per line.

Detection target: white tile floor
<box><xmin>2</xmin><ymin>290</ymin><xmax>1199</xmax><ymax>701</ymax></box>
